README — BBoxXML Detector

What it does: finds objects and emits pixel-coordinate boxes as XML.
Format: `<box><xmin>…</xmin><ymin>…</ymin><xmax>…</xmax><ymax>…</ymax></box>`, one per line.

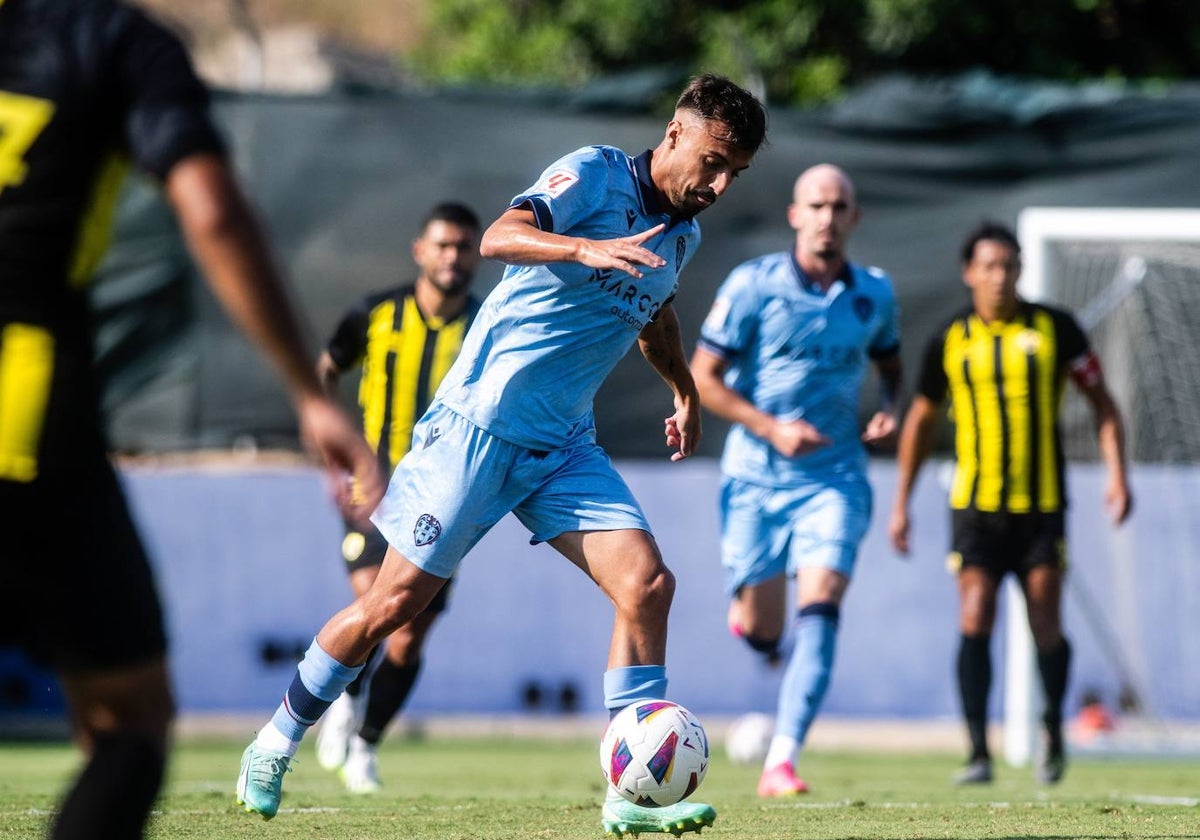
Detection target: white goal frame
<box><xmin>1006</xmin><ymin>207</ymin><xmax>1200</xmax><ymax>766</ymax></box>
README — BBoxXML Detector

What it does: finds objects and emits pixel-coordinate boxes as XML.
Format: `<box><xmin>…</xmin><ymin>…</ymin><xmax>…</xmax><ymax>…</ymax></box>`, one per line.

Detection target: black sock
<box><xmin>359</xmin><ymin>657</ymin><xmax>422</xmax><ymax>745</ymax></box>
<box><xmin>51</xmin><ymin>732</ymin><xmax>165</xmax><ymax>840</ymax></box>
<box><xmin>957</xmin><ymin>634</ymin><xmax>992</xmax><ymax>761</ymax></box>
<box><xmin>1037</xmin><ymin>637</ymin><xmax>1072</xmax><ymax>756</ymax></box>
<box><xmin>345</xmin><ymin>644</ymin><xmax>381</xmax><ymax>698</ymax></box>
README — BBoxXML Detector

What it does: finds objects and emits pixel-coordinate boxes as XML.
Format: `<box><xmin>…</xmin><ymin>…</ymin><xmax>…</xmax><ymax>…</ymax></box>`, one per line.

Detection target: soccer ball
<box><xmin>724</xmin><ymin>712</ymin><xmax>773</xmax><ymax>766</ymax></box>
<box><xmin>600</xmin><ymin>699</ymin><xmax>709</xmax><ymax>807</ymax></box>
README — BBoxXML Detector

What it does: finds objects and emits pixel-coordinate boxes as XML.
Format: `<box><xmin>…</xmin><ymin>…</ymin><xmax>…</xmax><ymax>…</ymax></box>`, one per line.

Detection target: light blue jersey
<box><xmin>699</xmin><ymin>252</ymin><xmax>899</xmax><ymax>487</ymax></box>
<box><xmin>437</xmin><ymin>146</ymin><xmax>701</xmax><ymax>450</ymax></box>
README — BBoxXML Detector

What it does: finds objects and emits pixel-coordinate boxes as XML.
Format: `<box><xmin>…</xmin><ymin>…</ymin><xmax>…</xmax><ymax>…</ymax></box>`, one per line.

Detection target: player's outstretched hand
<box><xmin>577</xmin><ymin>224</ymin><xmax>666</xmax><ymax>279</ymax></box>
<box><xmin>664</xmin><ymin>398</ymin><xmax>701</xmax><ymax>462</ymax></box>
<box><xmin>767</xmin><ymin>418</ymin><xmax>830</xmax><ymax>458</ymax></box>
<box><xmin>861</xmin><ymin>410</ymin><xmax>898</xmax><ymax>448</ymax></box>
<box><xmin>888</xmin><ymin>505</ymin><xmax>911</xmax><ymax>557</ymax></box>
<box><xmin>296</xmin><ymin>394</ymin><xmax>384</xmax><ymax>525</ymax></box>
<box><xmin>1106</xmin><ymin>477</ymin><xmax>1133</xmax><ymax>525</ymax></box>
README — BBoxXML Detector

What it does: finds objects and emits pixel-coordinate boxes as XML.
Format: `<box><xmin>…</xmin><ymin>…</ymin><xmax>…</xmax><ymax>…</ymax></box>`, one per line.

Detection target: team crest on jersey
<box><xmin>675</xmin><ymin>237</ymin><xmax>686</xmax><ymax>275</ymax></box>
<box><xmin>945</xmin><ymin>551</ymin><xmax>963</xmax><ymax>573</ymax></box>
<box><xmin>1016</xmin><ymin>328</ymin><xmax>1043</xmax><ymax>355</ymax></box>
<box><xmin>414</xmin><ymin>514</ymin><xmax>442</xmax><ymax>546</ymax></box>
<box><xmin>852</xmin><ymin>295</ymin><xmax>874</xmax><ymax>323</ymax></box>
<box><xmin>542</xmin><ymin>170</ymin><xmax>578</xmax><ymax>197</ymax></box>
<box><xmin>342</xmin><ymin>531</ymin><xmax>366</xmax><ymax>562</ymax></box>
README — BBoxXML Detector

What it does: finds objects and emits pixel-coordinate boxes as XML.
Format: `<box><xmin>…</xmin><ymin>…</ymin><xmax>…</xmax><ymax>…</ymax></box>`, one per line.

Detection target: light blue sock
<box><xmin>603</xmin><ymin>665</ymin><xmax>668</xmax><ymax>717</ymax></box>
<box><xmin>269</xmin><ymin>638</ymin><xmax>364</xmax><ymax>742</ymax></box>
<box><xmin>776</xmin><ymin>603</ymin><xmax>839</xmax><ymax>744</ymax></box>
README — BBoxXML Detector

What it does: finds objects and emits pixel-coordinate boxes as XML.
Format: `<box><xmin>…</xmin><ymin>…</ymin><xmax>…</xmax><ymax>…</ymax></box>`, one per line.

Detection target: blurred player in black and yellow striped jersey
<box><xmin>889</xmin><ymin>221</ymin><xmax>1131</xmax><ymax>787</ymax></box>
<box><xmin>312</xmin><ymin>202</ymin><xmax>482</xmax><ymax>793</ymax></box>
<box><xmin>0</xmin><ymin>1</ymin><xmax>381</xmax><ymax>836</ymax></box>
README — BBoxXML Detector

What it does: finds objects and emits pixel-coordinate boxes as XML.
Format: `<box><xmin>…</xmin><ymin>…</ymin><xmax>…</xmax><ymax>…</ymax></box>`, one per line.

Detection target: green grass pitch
<box><xmin>0</xmin><ymin>732</ymin><xmax>1196</xmax><ymax>839</ymax></box>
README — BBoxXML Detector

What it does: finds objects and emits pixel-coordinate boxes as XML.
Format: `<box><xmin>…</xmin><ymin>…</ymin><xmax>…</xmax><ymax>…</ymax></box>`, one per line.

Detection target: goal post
<box><xmin>1019</xmin><ymin>208</ymin><xmax>1200</xmax><ymax>299</ymax></box>
<box><xmin>1006</xmin><ymin>207</ymin><xmax>1200</xmax><ymax>766</ymax></box>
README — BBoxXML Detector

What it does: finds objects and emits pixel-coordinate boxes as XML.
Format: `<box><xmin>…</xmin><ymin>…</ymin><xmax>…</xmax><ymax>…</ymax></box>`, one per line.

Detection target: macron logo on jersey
<box><xmin>542</xmin><ymin>170</ymin><xmax>578</xmax><ymax>197</ymax></box>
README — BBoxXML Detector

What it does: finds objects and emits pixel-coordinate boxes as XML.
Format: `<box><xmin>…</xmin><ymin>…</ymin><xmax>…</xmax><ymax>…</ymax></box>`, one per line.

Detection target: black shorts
<box><xmin>0</xmin><ymin>452</ymin><xmax>166</xmax><ymax>672</ymax></box>
<box><xmin>341</xmin><ymin>522</ymin><xmax>453</xmax><ymax>614</ymax></box>
<box><xmin>950</xmin><ymin>508</ymin><xmax>1067</xmax><ymax>580</ymax></box>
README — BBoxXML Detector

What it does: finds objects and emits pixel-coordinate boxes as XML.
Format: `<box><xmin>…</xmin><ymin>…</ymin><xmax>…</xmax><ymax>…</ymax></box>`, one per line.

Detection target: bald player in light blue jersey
<box><xmin>692</xmin><ymin>164</ymin><xmax>903</xmax><ymax>798</ymax></box>
<box><xmin>237</xmin><ymin>74</ymin><xmax>767</xmax><ymax>838</ymax></box>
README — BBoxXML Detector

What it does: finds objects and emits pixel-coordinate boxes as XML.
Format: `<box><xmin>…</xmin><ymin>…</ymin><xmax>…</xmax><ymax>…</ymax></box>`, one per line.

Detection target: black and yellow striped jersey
<box><xmin>326</xmin><ymin>286</ymin><xmax>480</xmax><ymax>471</ymax></box>
<box><xmin>0</xmin><ymin>0</ymin><xmax>224</xmax><ymax>329</ymax></box>
<box><xmin>917</xmin><ymin>301</ymin><xmax>1090</xmax><ymax>514</ymax></box>
<box><xmin>0</xmin><ymin>0</ymin><xmax>223</xmax><ymax>484</ymax></box>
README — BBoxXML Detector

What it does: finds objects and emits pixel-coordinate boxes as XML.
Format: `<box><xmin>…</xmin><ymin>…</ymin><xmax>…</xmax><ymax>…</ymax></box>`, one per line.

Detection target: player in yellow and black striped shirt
<box><xmin>1</xmin><ymin>0</ymin><xmax>381</xmax><ymax>834</ymax></box>
<box><xmin>889</xmin><ymin>221</ymin><xmax>1131</xmax><ymax>787</ymax></box>
<box><xmin>313</xmin><ymin>202</ymin><xmax>481</xmax><ymax>792</ymax></box>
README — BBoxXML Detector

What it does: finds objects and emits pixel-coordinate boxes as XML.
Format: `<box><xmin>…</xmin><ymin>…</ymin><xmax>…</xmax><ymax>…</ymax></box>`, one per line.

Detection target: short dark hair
<box><xmin>961</xmin><ymin>220</ymin><xmax>1020</xmax><ymax>264</ymax></box>
<box><xmin>675</xmin><ymin>74</ymin><xmax>768</xmax><ymax>154</ymax></box>
<box><xmin>421</xmin><ymin>202</ymin><xmax>480</xmax><ymax>234</ymax></box>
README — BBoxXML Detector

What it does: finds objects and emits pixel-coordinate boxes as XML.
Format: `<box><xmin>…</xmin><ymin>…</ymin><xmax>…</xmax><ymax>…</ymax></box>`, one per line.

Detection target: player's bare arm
<box><xmin>691</xmin><ymin>345</ymin><xmax>830</xmax><ymax>458</ymax></box>
<box><xmin>888</xmin><ymin>394</ymin><xmax>942</xmax><ymax>555</ymax></box>
<box><xmin>316</xmin><ymin>350</ymin><xmax>342</xmax><ymax>397</ymax></box>
<box><xmin>1075</xmin><ymin>375</ymin><xmax>1133</xmax><ymax>525</ymax></box>
<box><xmin>167</xmin><ymin>153</ymin><xmax>383</xmax><ymax>517</ymax></box>
<box><xmin>862</xmin><ymin>354</ymin><xmax>903</xmax><ymax>447</ymax></box>
<box><xmin>480</xmin><ymin>206</ymin><xmax>666</xmax><ymax>278</ymax></box>
<box><xmin>638</xmin><ymin>305</ymin><xmax>701</xmax><ymax>461</ymax></box>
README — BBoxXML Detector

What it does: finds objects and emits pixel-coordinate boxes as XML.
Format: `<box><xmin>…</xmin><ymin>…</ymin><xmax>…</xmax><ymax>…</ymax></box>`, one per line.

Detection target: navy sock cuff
<box><xmin>798</xmin><ymin>601</ymin><xmax>840</xmax><ymax>624</ymax></box>
<box><xmin>285</xmin><ymin>672</ymin><xmax>330</xmax><ymax>725</ymax></box>
<box><xmin>744</xmin><ymin>634</ymin><xmax>781</xmax><ymax>655</ymax></box>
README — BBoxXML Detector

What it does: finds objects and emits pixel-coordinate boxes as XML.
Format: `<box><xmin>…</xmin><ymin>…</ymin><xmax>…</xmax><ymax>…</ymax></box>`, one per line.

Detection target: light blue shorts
<box><xmin>718</xmin><ymin>475</ymin><xmax>872</xmax><ymax>594</ymax></box>
<box><xmin>371</xmin><ymin>402</ymin><xmax>651</xmax><ymax>579</ymax></box>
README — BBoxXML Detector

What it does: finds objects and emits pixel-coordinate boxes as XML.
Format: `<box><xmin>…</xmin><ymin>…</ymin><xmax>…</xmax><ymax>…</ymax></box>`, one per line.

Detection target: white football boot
<box><xmin>340</xmin><ymin>735</ymin><xmax>383</xmax><ymax>794</ymax></box>
<box><xmin>315</xmin><ymin>692</ymin><xmax>361</xmax><ymax>771</ymax></box>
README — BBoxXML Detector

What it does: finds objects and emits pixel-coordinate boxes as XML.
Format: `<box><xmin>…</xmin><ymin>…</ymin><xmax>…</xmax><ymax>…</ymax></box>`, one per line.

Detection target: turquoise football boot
<box><xmin>236</xmin><ymin>742</ymin><xmax>294</xmax><ymax>820</ymax></box>
<box><xmin>601</xmin><ymin>788</ymin><xmax>717</xmax><ymax>837</ymax></box>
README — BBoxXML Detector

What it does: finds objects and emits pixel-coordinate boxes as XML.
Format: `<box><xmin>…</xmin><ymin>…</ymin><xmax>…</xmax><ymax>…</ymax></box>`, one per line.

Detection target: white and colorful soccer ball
<box><xmin>724</xmin><ymin>712</ymin><xmax>773</xmax><ymax>766</ymax></box>
<box><xmin>600</xmin><ymin>699</ymin><xmax>709</xmax><ymax>807</ymax></box>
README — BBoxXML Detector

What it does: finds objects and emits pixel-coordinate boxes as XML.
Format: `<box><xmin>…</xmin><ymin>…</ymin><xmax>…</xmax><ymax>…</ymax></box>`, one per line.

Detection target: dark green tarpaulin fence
<box><xmin>92</xmin><ymin>75</ymin><xmax>1200</xmax><ymax>457</ymax></box>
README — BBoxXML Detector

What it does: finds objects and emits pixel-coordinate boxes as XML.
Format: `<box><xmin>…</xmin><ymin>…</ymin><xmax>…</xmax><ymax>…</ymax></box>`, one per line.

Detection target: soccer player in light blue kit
<box><xmin>691</xmin><ymin>164</ymin><xmax>903</xmax><ymax>797</ymax></box>
<box><xmin>237</xmin><ymin>75</ymin><xmax>767</xmax><ymax>837</ymax></box>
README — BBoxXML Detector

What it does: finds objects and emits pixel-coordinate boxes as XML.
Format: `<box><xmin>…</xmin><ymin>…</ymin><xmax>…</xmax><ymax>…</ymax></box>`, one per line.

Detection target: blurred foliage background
<box><xmin>139</xmin><ymin>0</ymin><xmax>1200</xmax><ymax>105</ymax></box>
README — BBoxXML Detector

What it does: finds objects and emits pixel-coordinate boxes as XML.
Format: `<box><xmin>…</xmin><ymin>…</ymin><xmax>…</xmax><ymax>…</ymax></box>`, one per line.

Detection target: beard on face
<box><xmin>674</xmin><ymin>188</ymin><xmax>715</xmax><ymax>219</ymax></box>
<box><xmin>430</xmin><ymin>268</ymin><xmax>472</xmax><ymax>295</ymax></box>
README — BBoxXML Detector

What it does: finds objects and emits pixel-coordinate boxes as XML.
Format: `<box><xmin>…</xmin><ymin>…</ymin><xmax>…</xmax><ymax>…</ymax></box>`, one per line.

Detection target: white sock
<box><xmin>764</xmin><ymin>734</ymin><xmax>799</xmax><ymax>770</ymax></box>
<box><xmin>255</xmin><ymin>721</ymin><xmax>301</xmax><ymax>758</ymax></box>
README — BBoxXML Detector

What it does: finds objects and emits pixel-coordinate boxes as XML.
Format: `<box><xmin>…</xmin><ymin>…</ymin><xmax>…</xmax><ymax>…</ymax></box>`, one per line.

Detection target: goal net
<box><xmin>1001</xmin><ymin>208</ymin><xmax>1200</xmax><ymax>763</ymax></box>
<box><xmin>1021</xmin><ymin>208</ymin><xmax>1200</xmax><ymax>463</ymax></box>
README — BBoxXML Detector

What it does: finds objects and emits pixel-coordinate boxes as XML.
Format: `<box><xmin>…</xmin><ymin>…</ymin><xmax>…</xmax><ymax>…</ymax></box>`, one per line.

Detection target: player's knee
<box><xmin>642</xmin><ymin>564</ymin><xmax>675</xmax><ymax>611</ymax></box>
<box><xmin>364</xmin><ymin>590</ymin><xmax>424</xmax><ymax>639</ymax></box>
<box><xmin>69</xmin><ymin>665</ymin><xmax>175</xmax><ymax>745</ymax></box>
<box><xmin>618</xmin><ymin>563</ymin><xmax>675</xmax><ymax>615</ymax></box>
<box><xmin>959</xmin><ymin>598</ymin><xmax>995</xmax><ymax>634</ymax></box>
